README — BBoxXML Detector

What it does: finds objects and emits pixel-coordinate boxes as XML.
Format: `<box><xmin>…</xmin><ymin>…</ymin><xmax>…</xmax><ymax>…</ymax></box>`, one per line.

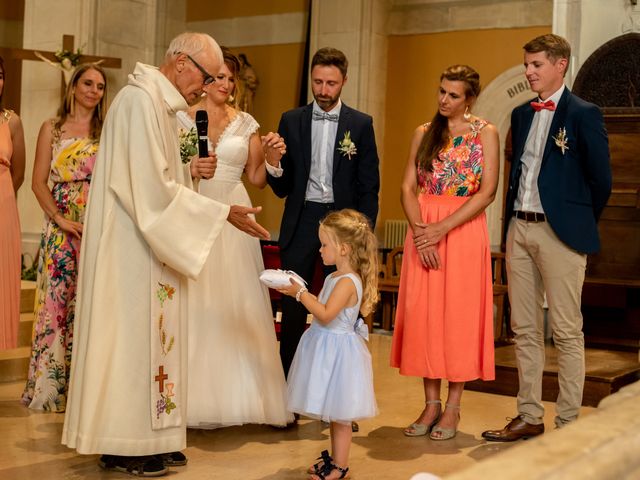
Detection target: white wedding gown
<box><xmin>178</xmin><ymin>111</ymin><xmax>293</xmax><ymax>428</ymax></box>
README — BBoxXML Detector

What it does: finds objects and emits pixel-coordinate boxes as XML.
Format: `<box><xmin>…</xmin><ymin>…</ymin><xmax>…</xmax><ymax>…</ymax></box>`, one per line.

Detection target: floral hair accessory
<box><xmin>553</xmin><ymin>127</ymin><xmax>569</xmax><ymax>155</ymax></box>
<box><xmin>337</xmin><ymin>131</ymin><xmax>357</xmax><ymax>159</ymax></box>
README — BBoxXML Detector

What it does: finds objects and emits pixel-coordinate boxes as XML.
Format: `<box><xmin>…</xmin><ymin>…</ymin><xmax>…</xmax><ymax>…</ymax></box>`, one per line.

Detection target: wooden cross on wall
<box><xmin>0</xmin><ymin>34</ymin><xmax>122</xmax><ymax>113</ymax></box>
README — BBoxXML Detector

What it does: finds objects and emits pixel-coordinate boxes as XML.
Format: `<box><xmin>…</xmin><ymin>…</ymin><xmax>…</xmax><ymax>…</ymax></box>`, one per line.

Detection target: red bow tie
<box><xmin>530</xmin><ymin>99</ymin><xmax>556</xmax><ymax>111</ymax></box>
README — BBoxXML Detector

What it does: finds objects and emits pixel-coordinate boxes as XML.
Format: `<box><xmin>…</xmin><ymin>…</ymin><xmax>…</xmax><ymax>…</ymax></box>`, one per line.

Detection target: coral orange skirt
<box><xmin>390</xmin><ymin>194</ymin><xmax>495</xmax><ymax>381</ymax></box>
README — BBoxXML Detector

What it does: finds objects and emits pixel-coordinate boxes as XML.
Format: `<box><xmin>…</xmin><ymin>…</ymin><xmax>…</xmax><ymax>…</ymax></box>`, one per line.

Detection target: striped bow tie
<box><xmin>312</xmin><ymin>110</ymin><xmax>339</xmax><ymax>122</ymax></box>
<box><xmin>530</xmin><ymin>99</ymin><xmax>556</xmax><ymax>111</ymax></box>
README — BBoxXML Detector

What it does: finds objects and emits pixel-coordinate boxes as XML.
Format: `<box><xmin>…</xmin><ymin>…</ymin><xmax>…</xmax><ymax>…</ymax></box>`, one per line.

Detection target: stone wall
<box><xmin>19</xmin><ymin>0</ymin><xmax>186</xmax><ymax>256</ymax></box>
<box><xmin>554</xmin><ymin>0</ymin><xmax>640</xmax><ymax>86</ymax></box>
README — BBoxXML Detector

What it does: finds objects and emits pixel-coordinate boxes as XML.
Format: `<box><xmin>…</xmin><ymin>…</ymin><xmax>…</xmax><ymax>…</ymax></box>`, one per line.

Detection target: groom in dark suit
<box><xmin>483</xmin><ymin>34</ymin><xmax>612</xmax><ymax>442</ymax></box>
<box><xmin>267</xmin><ymin>47</ymin><xmax>380</xmax><ymax>378</ymax></box>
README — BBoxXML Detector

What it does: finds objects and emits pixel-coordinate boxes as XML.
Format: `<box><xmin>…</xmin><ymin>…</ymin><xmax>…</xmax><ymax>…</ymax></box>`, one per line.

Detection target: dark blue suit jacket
<box><xmin>267</xmin><ymin>102</ymin><xmax>380</xmax><ymax>250</ymax></box>
<box><xmin>505</xmin><ymin>89</ymin><xmax>612</xmax><ymax>254</ymax></box>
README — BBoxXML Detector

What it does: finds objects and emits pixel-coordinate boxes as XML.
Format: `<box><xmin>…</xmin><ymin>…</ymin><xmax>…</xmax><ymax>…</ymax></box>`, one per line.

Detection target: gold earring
<box><xmin>463</xmin><ymin>106</ymin><xmax>471</xmax><ymax>121</ymax></box>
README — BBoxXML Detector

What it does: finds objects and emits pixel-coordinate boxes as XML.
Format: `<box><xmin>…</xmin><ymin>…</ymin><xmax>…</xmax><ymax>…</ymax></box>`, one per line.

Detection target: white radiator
<box><xmin>384</xmin><ymin>219</ymin><xmax>408</xmax><ymax>248</ymax></box>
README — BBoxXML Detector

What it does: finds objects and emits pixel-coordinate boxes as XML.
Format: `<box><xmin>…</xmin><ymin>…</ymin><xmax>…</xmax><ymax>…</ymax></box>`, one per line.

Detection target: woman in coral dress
<box><xmin>0</xmin><ymin>56</ymin><xmax>26</xmax><ymax>350</ymax></box>
<box><xmin>178</xmin><ymin>48</ymin><xmax>292</xmax><ymax>427</ymax></box>
<box><xmin>391</xmin><ymin>65</ymin><xmax>499</xmax><ymax>440</ymax></box>
<box><xmin>22</xmin><ymin>64</ymin><xmax>107</xmax><ymax>411</ymax></box>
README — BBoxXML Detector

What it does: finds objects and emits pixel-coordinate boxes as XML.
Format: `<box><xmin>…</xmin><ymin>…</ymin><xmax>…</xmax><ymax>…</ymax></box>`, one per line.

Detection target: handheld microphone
<box><xmin>195</xmin><ymin>110</ymin><xmax>209</xmax><ymax>158</ymax></box>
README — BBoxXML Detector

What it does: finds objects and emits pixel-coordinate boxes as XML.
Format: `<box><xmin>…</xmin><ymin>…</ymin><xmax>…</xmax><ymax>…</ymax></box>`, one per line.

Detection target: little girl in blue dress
<box><xmin>278</xmin><ymin>209</ymin><xmax>379</xmax><ymax>480</ymax></box>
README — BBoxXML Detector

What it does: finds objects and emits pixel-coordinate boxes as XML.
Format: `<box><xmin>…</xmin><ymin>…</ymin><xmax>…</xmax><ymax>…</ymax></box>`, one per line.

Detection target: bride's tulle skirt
<box><xmin>187</xmin><ymin>178</ymin><xmax>293</xmax><ymax>428</ymax></box>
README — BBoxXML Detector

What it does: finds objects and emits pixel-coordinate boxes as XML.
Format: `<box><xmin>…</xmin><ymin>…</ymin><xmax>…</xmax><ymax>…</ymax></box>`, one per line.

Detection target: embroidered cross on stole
<box><xmin>150</xmin><ymin>260</ymin><xmax>182</xmax><ymax>429</ymax></box>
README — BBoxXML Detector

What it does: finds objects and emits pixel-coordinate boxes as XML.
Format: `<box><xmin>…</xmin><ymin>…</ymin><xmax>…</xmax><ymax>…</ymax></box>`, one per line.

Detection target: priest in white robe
<box><xmin>62</xmin><ymin>32</ymin><xmax>269</xmax><ymax>476</ymax></box>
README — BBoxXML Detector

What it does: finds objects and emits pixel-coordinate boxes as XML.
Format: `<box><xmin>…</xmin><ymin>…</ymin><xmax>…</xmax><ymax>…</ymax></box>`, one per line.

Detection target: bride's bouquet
<box><xmin>179</xmin><ymin>127</ymin><xmax>198</xmax><ymax>164</ymax></box>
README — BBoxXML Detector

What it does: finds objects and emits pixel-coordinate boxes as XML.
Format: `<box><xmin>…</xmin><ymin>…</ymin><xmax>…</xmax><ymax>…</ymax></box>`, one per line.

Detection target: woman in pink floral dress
<box><xmin>22</xmin><ymin>64</ymin><xmax>107</xmax><ymax>411</ymax></box>
<box><xmin>391</xmin><ymin>65</ymin><xmax>499</xmax><ymax>440</ymax></box>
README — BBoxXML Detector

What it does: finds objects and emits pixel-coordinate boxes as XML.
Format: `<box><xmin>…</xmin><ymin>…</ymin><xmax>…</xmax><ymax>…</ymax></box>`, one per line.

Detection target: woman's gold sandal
<box><xmin>429</xmin><ymin>403</ymin><xmax>460</xmax><ymax>440</ymax></box>
<box><xmin>404</xmin><ymin>400</ymin><xmax>442</xmax><ymax>437</ymax></box>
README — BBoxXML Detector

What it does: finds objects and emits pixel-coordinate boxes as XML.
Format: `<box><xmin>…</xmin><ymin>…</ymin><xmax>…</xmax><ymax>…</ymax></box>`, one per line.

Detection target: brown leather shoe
<box><xmin>482</xmin><ymin>415</ymin><xmax>544</xmax><ymax>442</ymax></box>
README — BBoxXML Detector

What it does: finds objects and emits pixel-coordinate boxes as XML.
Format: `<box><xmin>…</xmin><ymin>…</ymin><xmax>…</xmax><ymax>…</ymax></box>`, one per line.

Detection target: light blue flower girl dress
<box><xmin>287</xmin><ymin>273</ymin><xmax>377</xmax><ymax>424</ymax></box>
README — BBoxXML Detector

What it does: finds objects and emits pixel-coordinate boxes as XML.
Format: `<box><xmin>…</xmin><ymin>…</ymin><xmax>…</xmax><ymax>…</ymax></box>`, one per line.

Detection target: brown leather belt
<box><xmin>514</xmin><ymin>211</ymin><xmax>546</xmax><ymax>222</ymax></box>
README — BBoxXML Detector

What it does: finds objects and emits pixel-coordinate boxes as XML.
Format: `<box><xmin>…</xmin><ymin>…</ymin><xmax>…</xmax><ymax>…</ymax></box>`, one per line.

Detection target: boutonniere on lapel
<box><xmin>337</xmin><ymin>130</ymin><xmax>357</xmax><ymax>160</ymax></box>
<box><xmin>552</xmin><ymin>127</ymin><xmax>569</xmax><ymax>155</ymax></box>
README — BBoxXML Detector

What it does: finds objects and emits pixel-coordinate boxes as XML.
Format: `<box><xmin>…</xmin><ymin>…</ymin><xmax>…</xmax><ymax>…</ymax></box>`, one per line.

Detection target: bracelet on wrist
<box><xmin>295</xmin><ymin>287</ymin><xmax>308</xmax><ymax>302</ymax></box>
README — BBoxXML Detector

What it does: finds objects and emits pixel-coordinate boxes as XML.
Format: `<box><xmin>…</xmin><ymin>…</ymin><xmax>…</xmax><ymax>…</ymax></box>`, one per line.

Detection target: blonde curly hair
<box><xmin>320</xmin><ymin>209</ymin><xmax>379</xmax><ymax>316</ymax></box>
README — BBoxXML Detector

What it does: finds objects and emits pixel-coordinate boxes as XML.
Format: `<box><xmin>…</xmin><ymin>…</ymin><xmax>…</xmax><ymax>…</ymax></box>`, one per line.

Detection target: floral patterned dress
<box><xmin>22</xmin><ymin>127</ymin><xmax>98</xmax><ymax>412</ymax></box>
<box><xmin>391</xmin><ymin>119</ymin><xmax>495</xmax><ymax>381</ymax></box>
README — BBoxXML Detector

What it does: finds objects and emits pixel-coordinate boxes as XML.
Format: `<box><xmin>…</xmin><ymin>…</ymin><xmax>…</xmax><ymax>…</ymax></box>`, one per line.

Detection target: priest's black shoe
<box><xmin>99</xmin><ymin>454</ymin><xmax>168</xmax><ymax>477</ymax></box>
<box><xmin>156</xmin><ymin>451</ymin><xmax>187</xmax><ymax>466</ymax></box>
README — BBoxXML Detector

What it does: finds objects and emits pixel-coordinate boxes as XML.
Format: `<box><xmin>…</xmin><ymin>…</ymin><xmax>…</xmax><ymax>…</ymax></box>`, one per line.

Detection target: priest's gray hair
<box><xmin>165</xmin><ymin>32</ymin><xmax>222</xmax><ymax>65</ymax></box>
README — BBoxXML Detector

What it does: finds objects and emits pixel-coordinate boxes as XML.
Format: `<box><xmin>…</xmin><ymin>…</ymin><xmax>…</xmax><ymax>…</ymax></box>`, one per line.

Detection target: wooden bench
<box><xmin>377</xmin><ymin>247</ymin><xmax>402</xmax><ymax>330</ymax></box>
<box><xmin>375</xmin><ymin>246</ymin><xmax>510</xmax><ymax>338</ymax></box>
<box><xmin>491</xmin><ymin>251</ymin><xmax>510</xmax><ymax>343</ymax></box>
<box><xmin>584</xmin><ymin>276</ymin><xmax>640</xmax><ymax>288</ymax></box>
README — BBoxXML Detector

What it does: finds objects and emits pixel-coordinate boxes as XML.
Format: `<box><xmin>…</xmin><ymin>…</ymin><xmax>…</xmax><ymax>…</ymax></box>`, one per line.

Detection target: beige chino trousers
<box><xmin>506</xmin><ymin>217</ymin><xmax>587</xmax><ymax>428</ymax></box>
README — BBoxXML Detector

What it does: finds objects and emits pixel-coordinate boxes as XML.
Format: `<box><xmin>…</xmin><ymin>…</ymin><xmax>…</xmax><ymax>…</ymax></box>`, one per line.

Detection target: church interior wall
<box><xmin>388</xmin><ymin>0</ymin><xmax>552</xmax><ymax>35</ymax></box>
<box><xmin>186</xmin><ymin>0</ymin><xmax>308</xmax><ymax>21</ymax></box>
<box><xmin>9</xmin><ymin>0</ymin><xmax>625</xmax><ymax>251</ymax></box>
<box><xmin>226</xmin><ymin>43</ymin><xmax>305</xmax><ymax>237</ymax></box>
<box><xmin>183</xmin><ymin>0</ymin><xmax>554</xmax><ymax>241</ymax></box>
<box><xmin>19</xmin><ymin>0</ymin><xmax>97</xmax><ymax>254</ymax></box>
<box><xmin>380</xmin><ymin>26</ymin><xmax>551</xmax><ymax>242</ymax></box>
<box><xmin>555</xmin><ymin>0</ymin><xmax>640</xmax><ymax>86</ymax></box>
<box><xmin>0</xmin><ymin>1</ymin><xmax>24</xmax><ymax>48</ymax></box>
<box><xmin>13</xmin><ymin>0</ymin><xmax>183</xmax><ymax>258</ymax></box>
<box><xmin>186</xmin><ymin>0</ymin><xmax>308</xmax><ymax>238</ymax></box>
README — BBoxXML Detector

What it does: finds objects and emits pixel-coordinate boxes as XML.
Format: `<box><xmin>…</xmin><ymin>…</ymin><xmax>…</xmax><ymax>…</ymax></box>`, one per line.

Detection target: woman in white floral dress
<box><xmin>22</xmin><ymin>64</ymin><xmax>107</xmax><ymax>411</ymax></box>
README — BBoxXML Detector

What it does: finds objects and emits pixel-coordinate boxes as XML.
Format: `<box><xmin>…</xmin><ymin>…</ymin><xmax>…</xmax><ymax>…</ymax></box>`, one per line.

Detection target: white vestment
<box><xmin>62</xmin><ymin>63</ymin><xmax>229</xmax><ymax>455</ymax></box>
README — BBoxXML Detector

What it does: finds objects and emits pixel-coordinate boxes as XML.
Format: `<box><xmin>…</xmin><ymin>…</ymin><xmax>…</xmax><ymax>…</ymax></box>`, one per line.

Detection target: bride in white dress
<box><xmin>178</xmin><ymin>48</ymin><xmax>292</xmax><ymax>428</ymax></box>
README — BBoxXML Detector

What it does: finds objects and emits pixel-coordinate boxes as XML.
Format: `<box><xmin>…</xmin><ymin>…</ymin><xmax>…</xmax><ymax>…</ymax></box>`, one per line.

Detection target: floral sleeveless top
<box><xmin>49</xmin><ymin>123</ymin><xmax>99</xmax><ymax>222</ymax></box>
<box><xmin>50</xmin><ymin>123</ymin><xmax>98</xmax><ymax>184</ymax></box>
<box><xmin>418</xmin><ymin>118</ymin><xmax>487</xmax><ymax>197</ymax></box>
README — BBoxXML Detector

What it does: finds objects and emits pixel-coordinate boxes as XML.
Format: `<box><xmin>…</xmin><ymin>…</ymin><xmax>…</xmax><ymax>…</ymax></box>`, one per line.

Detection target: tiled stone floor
<box><xmin>0</xmin><ymin>333</ymin><xmax>593</xmax><ymax>479</ymax></box>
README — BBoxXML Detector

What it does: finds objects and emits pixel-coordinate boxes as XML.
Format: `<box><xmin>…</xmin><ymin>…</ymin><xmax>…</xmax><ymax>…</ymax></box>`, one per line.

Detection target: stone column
<box><xmin>309</xmin><ymin>0</ymin><xmax>390</xmax><ymax>201</ymax></box>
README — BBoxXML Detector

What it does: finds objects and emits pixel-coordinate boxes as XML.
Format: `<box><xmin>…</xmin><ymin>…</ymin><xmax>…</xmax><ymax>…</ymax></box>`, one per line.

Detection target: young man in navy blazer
<box><xmin>266</xmin><ymin>47</ymin><xmax>380</xmax><ymax>379</ymax></box>
<box><xmin>483</xmin><ymin>34</ymin><xmax>612</xmax><ymax>442</ymax></box>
